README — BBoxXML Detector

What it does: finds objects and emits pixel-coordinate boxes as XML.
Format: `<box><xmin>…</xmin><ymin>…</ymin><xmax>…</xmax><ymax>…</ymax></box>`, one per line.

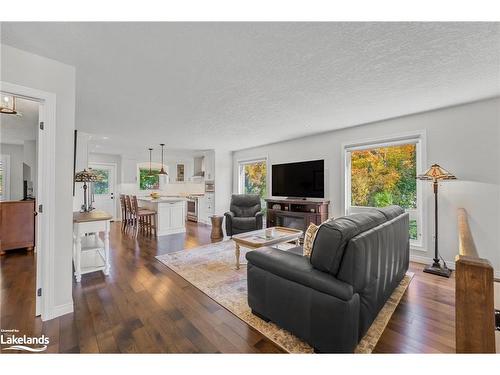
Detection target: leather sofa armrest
<box><xmin>255</xmin><ymin>211</ymin><xmax>264</xmax><ymax>229</ymax></box>
<box><xmin>224</xmin><ymin>211</ymin><xmax>235</xmax><ymax>218</ymax></box>
<box><xmin>246</xmin><ymin>247</ymin><xmax>354</xmax><ymax>301</ymax></box>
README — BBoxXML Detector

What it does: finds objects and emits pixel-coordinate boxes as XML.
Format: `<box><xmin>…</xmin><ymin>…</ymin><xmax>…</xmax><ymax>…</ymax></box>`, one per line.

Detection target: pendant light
<box><xmin>0</xmin><ymin>95</ymin><xmax>17</xmax><ymax>115</ymax></box>
<box><xmin>147</xmin><ymin>148</ymin><xmax>154</xmax><ymax>177</ymax></box>
<box><xmin>158</xmin><ymin>143</ymin><xmax>168</xmax><ymax>175</ymax></box>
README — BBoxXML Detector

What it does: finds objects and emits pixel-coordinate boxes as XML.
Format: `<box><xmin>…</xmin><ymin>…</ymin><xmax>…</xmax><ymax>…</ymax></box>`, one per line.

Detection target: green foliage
<box><xmin>243</xmin><ymin>161</ymin><xmax>267</xmax><ymax>200</ymax></box>
<box><xmin>93</xmin><ymin>169</ymin><xmax>109</xmax><ymax>195</ymax></box>
<box><xmin>351</xmin><ymin>144</ymin><xmax>418</xmax><ymax>240</ymax></box>
<box><xmin>409</xmin><ymin>219</ymin><xmax>418</xmax><ymax>240</ymax></box>
<box><xmin>351</xmin><ymin>144</ymin><xmax>417</xmax><ymax>209</ymax></box>
<box><xmin>139</xmin><ymin>168</ymin><xmax>160</xmax><ymax>190</ymax></box>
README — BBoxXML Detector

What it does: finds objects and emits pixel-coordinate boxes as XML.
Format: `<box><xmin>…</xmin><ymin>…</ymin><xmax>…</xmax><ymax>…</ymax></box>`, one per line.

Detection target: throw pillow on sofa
<box><xmin>303</xmin><ymin>223</ymin><xmax>319</xmax><ymax>257</ymax></box>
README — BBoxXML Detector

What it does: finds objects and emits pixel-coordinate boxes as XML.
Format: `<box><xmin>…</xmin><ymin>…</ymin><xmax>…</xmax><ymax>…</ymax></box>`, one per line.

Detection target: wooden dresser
<box><xmin>0</xmin><ymin>200</ymin><xmax>36</xmax><ymax>255</ymax></box>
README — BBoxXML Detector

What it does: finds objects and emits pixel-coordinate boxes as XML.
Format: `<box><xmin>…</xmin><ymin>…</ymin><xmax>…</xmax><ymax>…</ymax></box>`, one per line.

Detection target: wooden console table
<box><xmin>73</xmin><ymin>210</ymin><xmax>112</xmax><ymax>282</ymax></box>
<box><xmin>265</xmin><ymin>198</ymin><xmax>330</xmax><ymax>235</ymax></box>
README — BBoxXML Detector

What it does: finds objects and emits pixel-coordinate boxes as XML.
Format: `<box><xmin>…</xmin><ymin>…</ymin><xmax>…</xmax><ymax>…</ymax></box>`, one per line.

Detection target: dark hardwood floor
<box><xmin>0</xmin><ymin>221</ymin><xmax>456</xmax><ymax>353</ymax></box>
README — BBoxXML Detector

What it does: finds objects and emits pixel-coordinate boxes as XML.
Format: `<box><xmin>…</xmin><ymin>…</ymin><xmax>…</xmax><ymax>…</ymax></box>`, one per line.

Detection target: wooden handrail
<box><xmin>455</xmin><ymin>208</ymin><xmax>496</xmax><ymax>353</ymax></box>
<box><xmin>457</xmin><ymin>208</ymin><xmax>478</xmax><ymax>258</ymax></box>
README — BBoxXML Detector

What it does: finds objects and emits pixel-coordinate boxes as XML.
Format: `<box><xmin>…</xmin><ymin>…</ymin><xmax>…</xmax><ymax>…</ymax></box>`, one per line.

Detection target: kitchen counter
<box><xmin>138</xmin><ymin>197</ymin><xmax>186</xmax><ymax>236</ymax></box>
<box><xmin>138</xmin><ymin>196</ymin><xmax>187</xmax><ymax>202</ymax></box>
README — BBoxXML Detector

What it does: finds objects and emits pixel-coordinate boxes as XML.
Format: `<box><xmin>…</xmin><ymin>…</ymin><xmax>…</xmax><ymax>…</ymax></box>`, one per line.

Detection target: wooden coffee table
<box><xmin>232</xmin><ymin>226</ymin><xmax>303</xmax><ymax>269</ymax></box>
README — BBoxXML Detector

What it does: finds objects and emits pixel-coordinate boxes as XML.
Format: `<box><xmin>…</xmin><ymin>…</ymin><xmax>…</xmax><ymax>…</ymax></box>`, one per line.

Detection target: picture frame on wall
<box><xmin>176</xmin><ymin>163</ymin><xmax>185</xmax><ymax>182</ymax></box>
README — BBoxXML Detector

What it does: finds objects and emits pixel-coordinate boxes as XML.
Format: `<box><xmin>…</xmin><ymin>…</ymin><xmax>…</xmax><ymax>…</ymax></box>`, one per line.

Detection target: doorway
<box><xmin>1</xmin><ymin>81</ymin><xmax>57</xmax><ymax>321</ymax></box>
<box><xmin>89</xmin><ymin>162</ymin><xmax>117</xmax><ymax>219</ymax></box>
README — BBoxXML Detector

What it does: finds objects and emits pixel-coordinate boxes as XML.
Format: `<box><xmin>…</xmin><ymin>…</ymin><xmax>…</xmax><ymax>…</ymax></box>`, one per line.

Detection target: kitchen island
<box><xmin>138</xmin><ymin>197</ymin><xmax>187</xmax><ymax>236</ymax></box>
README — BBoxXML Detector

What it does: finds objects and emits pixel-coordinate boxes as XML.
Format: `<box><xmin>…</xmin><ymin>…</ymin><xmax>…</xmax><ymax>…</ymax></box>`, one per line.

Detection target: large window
<box><xmin>139</xmin><ymin>168</ymin><xmax>160</xmax><ymax>190</ymax></box>
<box><xmin>345</xmin><ymin>135</ymin><xmax>424</xmax><ymax>247</ymax></box>
<box><xmin>238</xmin><ymin>158</ymin><xmax>267</xmax><ymax>203</ymax></box>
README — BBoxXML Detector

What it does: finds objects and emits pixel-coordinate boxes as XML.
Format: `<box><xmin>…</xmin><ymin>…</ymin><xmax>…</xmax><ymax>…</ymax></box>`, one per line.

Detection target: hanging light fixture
<box><xmin>0</xmin><ymin>95</ymin><xmax>18</xmax><ymax>115</ymax></box>
<box><xmin>159</xmin><ymin>143</ymin><xmax>168</xmax><ymax>175</ymax></box>
<box><xmin>147</xmin><ymin>148</ymin><xmax>155</xmax><ymax>177</ymax></box>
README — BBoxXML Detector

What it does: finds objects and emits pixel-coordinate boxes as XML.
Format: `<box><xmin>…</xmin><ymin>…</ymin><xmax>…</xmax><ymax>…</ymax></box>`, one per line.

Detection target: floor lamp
<box><xmin>417</xmin><ymin>164</ymin><xmax>456</xmax><ymax>278</ymax></box>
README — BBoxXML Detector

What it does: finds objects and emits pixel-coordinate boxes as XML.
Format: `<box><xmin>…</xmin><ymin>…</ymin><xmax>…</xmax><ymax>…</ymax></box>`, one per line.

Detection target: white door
<box><xmin>89</xmin><ymin>163</ymin><xmax>117</xmax><ymax>219</ymax></box>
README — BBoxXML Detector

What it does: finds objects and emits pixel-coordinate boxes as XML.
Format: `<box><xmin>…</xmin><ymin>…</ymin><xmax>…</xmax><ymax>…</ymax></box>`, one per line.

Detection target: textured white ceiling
<box><xmin>1</xmin><ymin>22</ymin><xmax>499</xmax><ymax>153</ymax></box>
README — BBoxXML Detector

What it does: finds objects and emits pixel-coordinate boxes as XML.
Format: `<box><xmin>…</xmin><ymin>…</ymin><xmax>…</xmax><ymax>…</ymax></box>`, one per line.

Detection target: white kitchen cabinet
<box><xmin>198</xmin><ymin>193</ymin><xmax>215</xmax><ymax>225</ymax></box>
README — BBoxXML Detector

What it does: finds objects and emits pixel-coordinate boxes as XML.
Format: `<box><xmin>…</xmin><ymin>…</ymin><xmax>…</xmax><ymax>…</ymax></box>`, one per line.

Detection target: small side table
<box><xmin>210</xmin><ymin>215</ymin><xmax>224</xmax><ymax>240</ymax></box>
<box><xmin>73</xmin><ymin>210</ymin><xmax>112</xmax><ymax>282</ymax></box>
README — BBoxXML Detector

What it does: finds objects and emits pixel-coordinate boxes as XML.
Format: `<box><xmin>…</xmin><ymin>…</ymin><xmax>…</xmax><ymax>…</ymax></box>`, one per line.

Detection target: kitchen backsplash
<box><xmin>119</xmin><ymin>182</ymin><xmax>205</xmax><ymax>196</ymax></box>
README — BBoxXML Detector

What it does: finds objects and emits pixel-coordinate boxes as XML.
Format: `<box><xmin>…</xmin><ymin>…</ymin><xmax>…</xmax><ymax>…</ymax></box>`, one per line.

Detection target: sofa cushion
<box><xmin>232</xmin><ymin>217</ymin><xmax>258</xmax><ymax>230</ymax></box>
<box><xmin>310</xmin><ymin>210</ymin><xmax>386</xmax><ymax>275</ymax></box>
<box><xmin>375</xmin><ymin>205</ymin><xmax>405</xmax><ymax>221</ymax></box>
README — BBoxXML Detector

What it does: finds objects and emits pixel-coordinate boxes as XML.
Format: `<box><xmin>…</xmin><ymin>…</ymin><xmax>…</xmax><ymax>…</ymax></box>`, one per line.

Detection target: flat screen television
<box><xmin>272</xmin><ymin>160</ymin><xmax>324</xmax><ymax>198</ymax></box>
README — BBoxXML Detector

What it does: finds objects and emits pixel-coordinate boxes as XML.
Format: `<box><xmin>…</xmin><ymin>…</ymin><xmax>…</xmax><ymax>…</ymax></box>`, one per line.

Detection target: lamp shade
<box><xmin>74</xmin><ymin>169</ymin><xmax>102</xmax><ymax>182</ymax></box>
<box><xmin>417</xmin><ymin>164</ymin><xmax>456</xmax><ymax>181</ymax></box>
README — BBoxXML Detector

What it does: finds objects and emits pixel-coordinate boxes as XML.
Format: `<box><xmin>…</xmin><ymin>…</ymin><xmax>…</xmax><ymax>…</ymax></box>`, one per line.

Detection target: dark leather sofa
<box><xmin>224</xmin><ymin>194</ymin><xmax>263</xmax><ymax>236</ymax></box>
<box><xmin>246</xmin><ymin>205</ymin><xmax>409</xmax><ymax>353</ymax></box>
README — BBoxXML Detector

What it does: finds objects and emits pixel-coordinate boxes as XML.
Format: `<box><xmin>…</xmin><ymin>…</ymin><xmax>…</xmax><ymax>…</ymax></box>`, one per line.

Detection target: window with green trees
<box><xmin>346</xmin><ymin>140</ymin><xmax>422</xmax><ymax>243</ymax></box>
<box><xmin>139</xmin><ymin>168</ymin><xmax>160</xmax><ymax>190</ymax></box>
<box><xmin>238</xmin><ymin>159</ymin><xmax>267</xmax><ymax>207</ymax></box>
<box><xmin>92</xmin><ymin>168</ymin><xmax>110</xmax><ymax>195</ymax></box>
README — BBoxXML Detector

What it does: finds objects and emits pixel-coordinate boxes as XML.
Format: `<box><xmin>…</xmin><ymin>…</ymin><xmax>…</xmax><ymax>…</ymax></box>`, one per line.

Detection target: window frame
<box><xmin>342</xmin><ymin>131</ymin><xmax>427</xmax><ymax>250</ymax></box>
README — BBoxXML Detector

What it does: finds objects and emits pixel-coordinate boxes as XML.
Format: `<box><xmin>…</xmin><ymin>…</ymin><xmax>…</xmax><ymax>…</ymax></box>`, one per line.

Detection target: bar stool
<box><xmin>119</xmin><ymin>194</ymin><xmax>127</xmax><ymax>230</ymax></box>
<box><xmin>125</xmin><ymin>195</ymin><xmax>134</xmax><ymax>228</ymax></box>
<box><xmin>131</xmin><ymin>195</ymin><xmax>157</xmax><ymax>237</ymax></box>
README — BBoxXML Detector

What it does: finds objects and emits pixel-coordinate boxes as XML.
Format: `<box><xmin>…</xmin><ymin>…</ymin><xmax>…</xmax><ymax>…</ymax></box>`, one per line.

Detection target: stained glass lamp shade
<box><xmin>417</xmin><ymin>164</ymin><xmax>456</xmax><ymax>182</ymax></box>
<box><xmin>75</xmin><ymin>169</ymin><xmax>102</xmax><ymax>183</ymax></box>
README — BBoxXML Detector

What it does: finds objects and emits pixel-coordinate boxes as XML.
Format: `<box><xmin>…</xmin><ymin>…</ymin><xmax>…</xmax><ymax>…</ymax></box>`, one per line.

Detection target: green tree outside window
<box><xmin>139</xmin><ymin>168</ymin><xmax>160</xmax><ymax>190</ymax></box>
<box><xmin>351</xmin><ymin>144</ymin><xmax>418</xmax><ymax>240</ymax></box>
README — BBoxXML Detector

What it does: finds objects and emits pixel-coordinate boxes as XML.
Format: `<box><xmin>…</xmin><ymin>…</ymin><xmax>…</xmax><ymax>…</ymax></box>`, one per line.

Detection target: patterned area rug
<box><xmin>156</xmin><ymin>240</ymin><xmax>413</xmax><ymax>353</ymax></box>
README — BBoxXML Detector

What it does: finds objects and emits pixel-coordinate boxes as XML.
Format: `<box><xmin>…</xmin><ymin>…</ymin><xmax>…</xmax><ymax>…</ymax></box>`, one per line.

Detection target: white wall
<box><xmin>1</xmin><ymin>44</ymin><xmax>76</xmax><ymax>316</ymax></box>
<box><xmin>0</xmin><ymin>143</ymin><xmax>23</xmax><ymax>200</ymax></box>
<box><xmin>232</xmin><ymin>98</ymin><xmax>500</xmax><ymax>274</ymax></box>
<box><xmin>23</xmin><ymin>140</ymin><xmax>37</xmax><ymax>195</ymax></box>
<box><xmin>215</xmin><ymin>149</ymin><xmax>233</xmax><ymax>216</ymax></box>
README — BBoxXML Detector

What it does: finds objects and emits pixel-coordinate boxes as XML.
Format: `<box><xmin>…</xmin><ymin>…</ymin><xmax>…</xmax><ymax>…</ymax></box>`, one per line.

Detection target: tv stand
<box><xmin>265</xmin><ymin>198</ymin><xmax>330</xmax><ymax>235</ymax></box>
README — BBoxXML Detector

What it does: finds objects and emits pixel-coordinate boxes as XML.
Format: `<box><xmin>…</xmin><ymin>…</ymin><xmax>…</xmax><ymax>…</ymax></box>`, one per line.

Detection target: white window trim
<box><xmin>341</xmin><ymin>130</ymin><xmax>427</xmax><ymax>251</ymax></box>
<box><xmin>0</xmin><ymin>154</ymin><xmax>11</xmax><ymax>201</ymax></box>
<box><xmin>237</xmin><ymin>157</ymin><xmax>268</xmax><ymax>195</ymax></box>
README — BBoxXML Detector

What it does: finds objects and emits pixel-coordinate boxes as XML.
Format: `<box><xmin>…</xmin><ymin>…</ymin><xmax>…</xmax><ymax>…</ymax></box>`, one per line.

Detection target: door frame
<box><xmin>1</xmin><ymin>81</ymin><xmax>57</xmax><ymax>321</ymax></box>
<box><xmin>88</xmin><ymin>161</ymin><xmax>118</xmax><ymax>219</ymax></box>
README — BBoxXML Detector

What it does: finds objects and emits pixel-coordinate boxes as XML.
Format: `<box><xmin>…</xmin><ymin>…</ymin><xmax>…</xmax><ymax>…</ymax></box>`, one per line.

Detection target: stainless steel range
<box><xmin>186</xmin><ymin>195</ymin><xmax>198</xmax><ymax>222</ymax></box>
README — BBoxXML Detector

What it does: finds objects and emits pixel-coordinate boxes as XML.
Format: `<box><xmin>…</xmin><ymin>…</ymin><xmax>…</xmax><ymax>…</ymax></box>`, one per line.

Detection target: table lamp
<box><xmin>75</xmin><ymin>168</ymin><xmax>102</xmax><ymax>212</ymax></box>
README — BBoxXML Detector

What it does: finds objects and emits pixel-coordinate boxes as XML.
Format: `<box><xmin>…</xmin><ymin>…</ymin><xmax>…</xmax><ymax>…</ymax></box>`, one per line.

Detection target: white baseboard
<box><xmin>410</xmin><ymin>254</ymin><xmax>456</xmax><ymax>270</ymax></box>
<box><xmin>45</xmin><ymin>301</ymin><xmax>73</xmax><ymax>321</ymax></box>
<box><xmin>410</xmin><ymin>254</ymin><xmax>500</xmax><ymax>279</ymax></box>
